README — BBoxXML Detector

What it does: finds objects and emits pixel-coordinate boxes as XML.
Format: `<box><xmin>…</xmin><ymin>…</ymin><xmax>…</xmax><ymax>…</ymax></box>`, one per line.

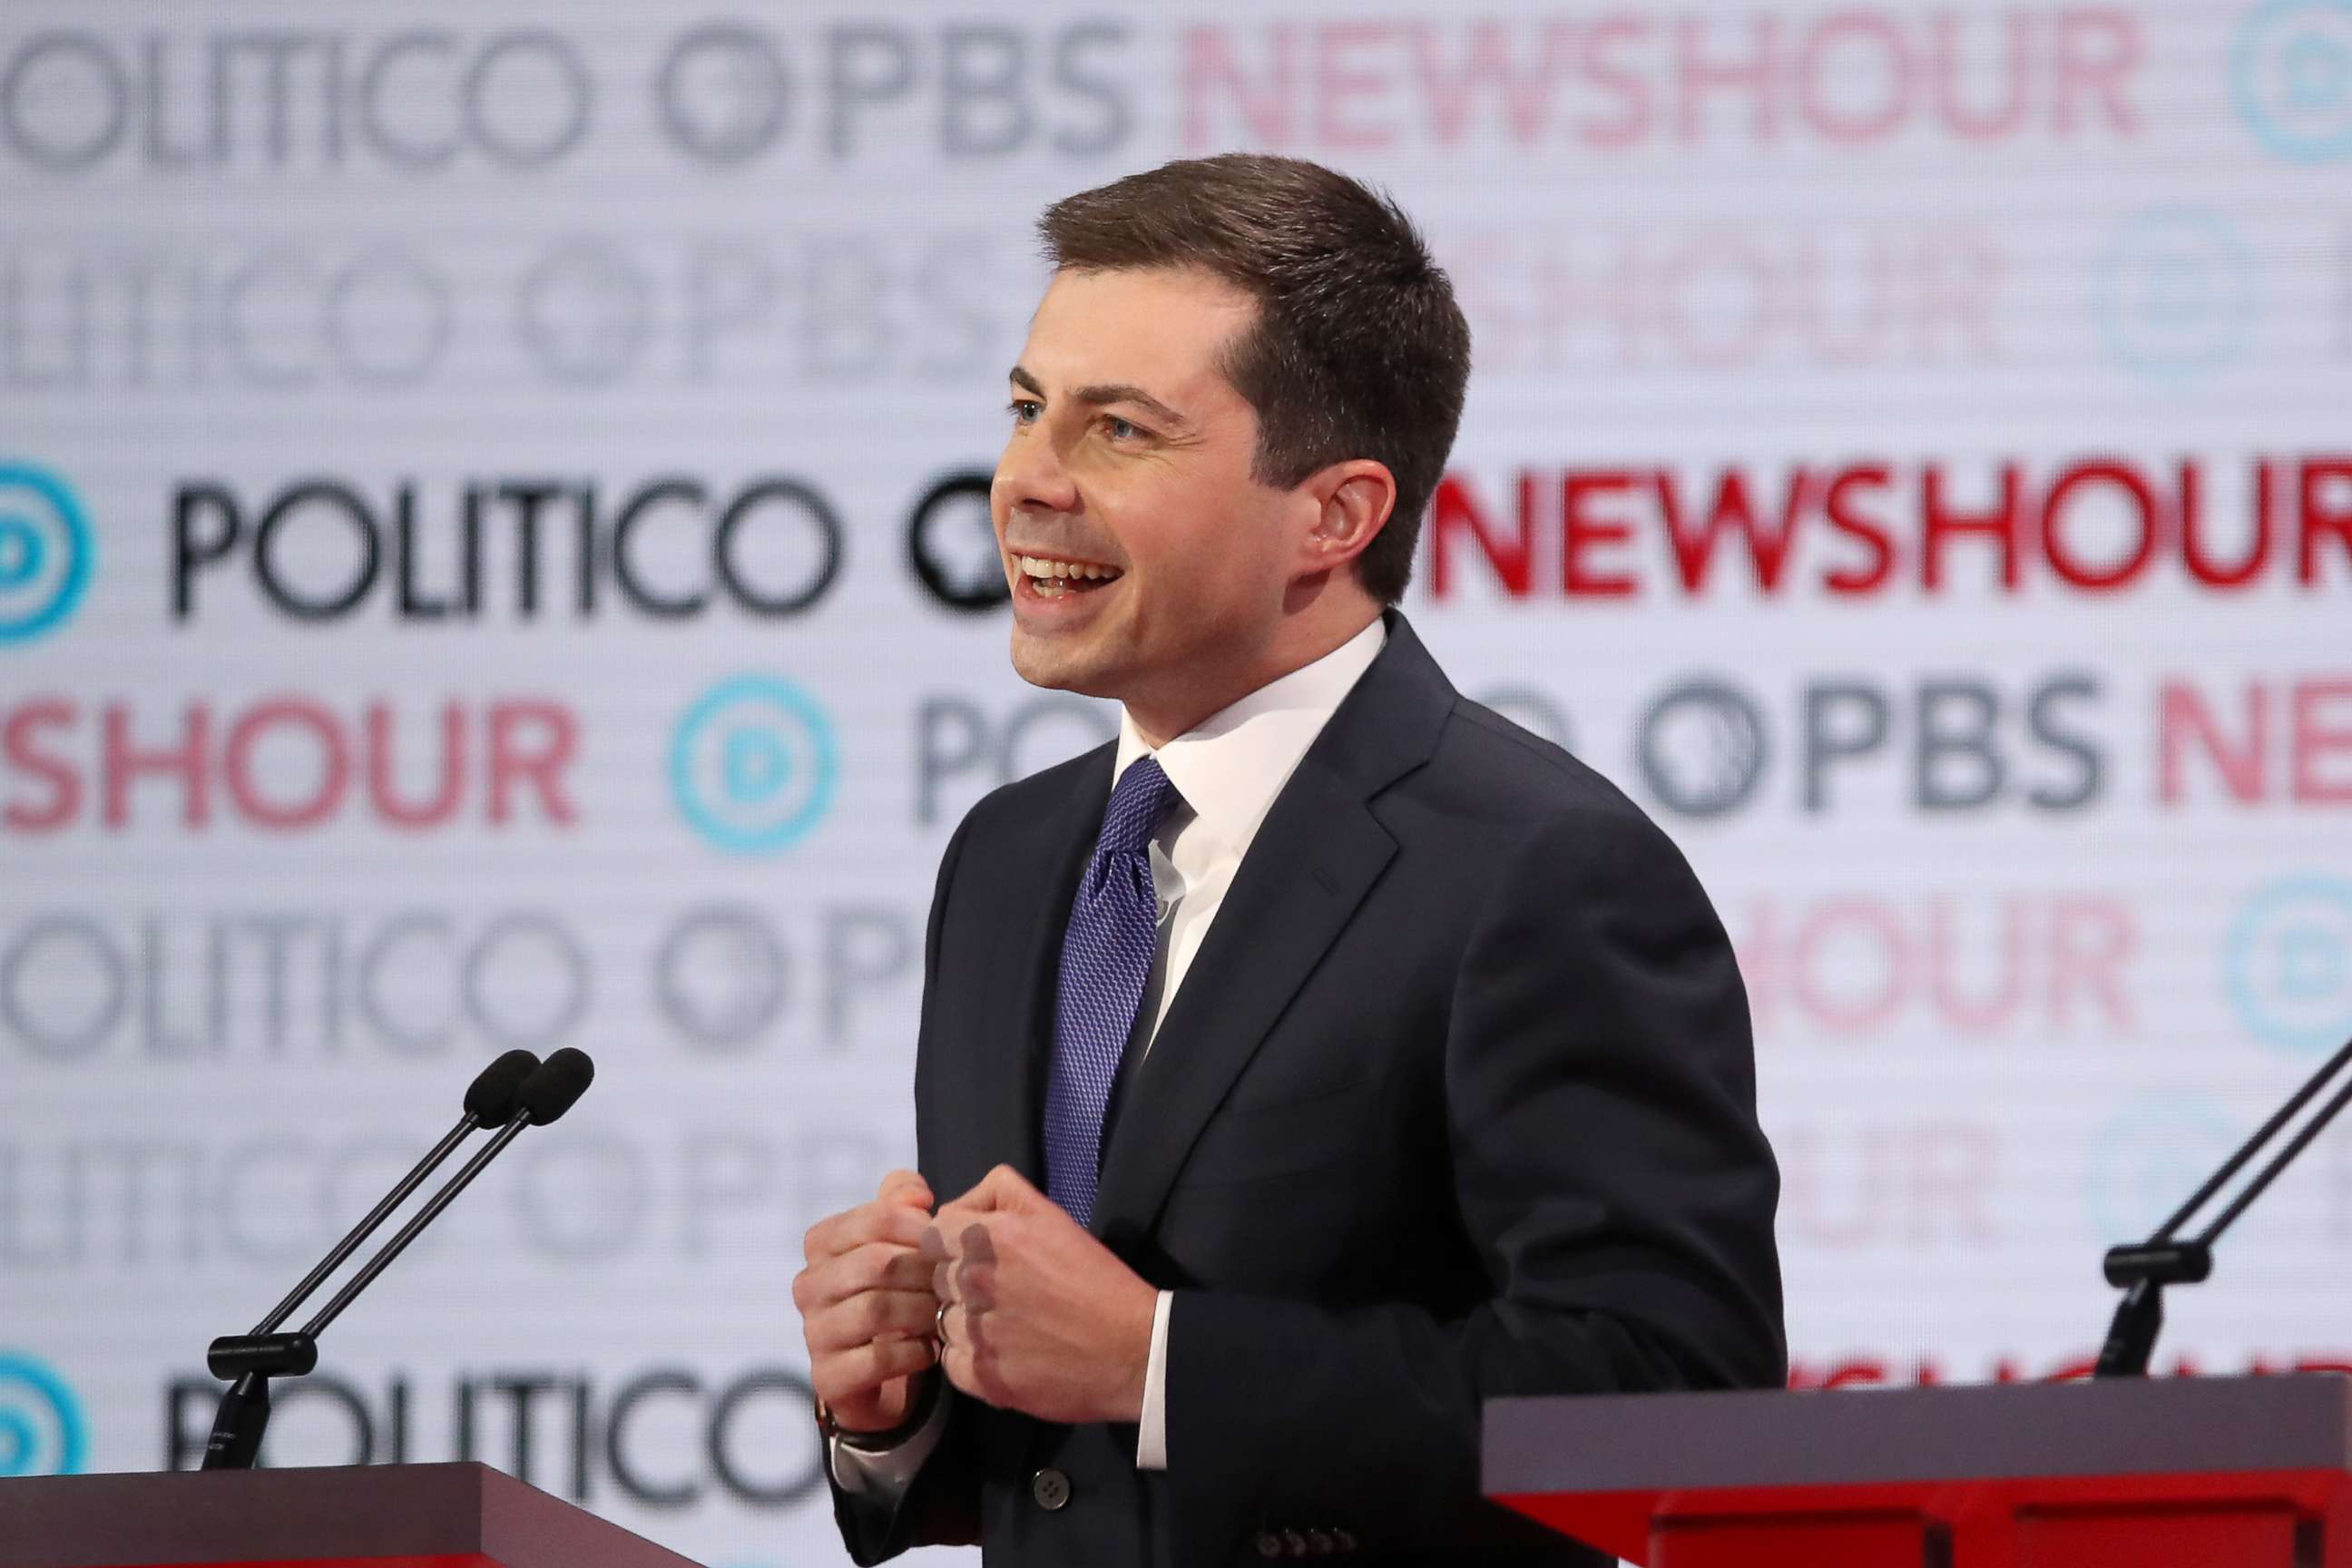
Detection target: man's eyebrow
<box><xmin>1006</xmin><ymin>365</ymin><xmax>1193</xmax><ymax>431</ymax></box>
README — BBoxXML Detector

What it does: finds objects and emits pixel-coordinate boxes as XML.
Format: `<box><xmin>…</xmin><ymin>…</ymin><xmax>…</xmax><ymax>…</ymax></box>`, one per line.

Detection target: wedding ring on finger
<box><xmin>936</xmin><ymin>1298</ymin><xmax>952</xmax><ymax>1348</ymax></box>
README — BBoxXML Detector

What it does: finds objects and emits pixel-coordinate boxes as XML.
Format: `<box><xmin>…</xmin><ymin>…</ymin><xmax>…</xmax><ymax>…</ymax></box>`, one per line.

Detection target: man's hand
<box><xmin>795</xmin><ymin>1169</ymin><xmax>941</xmax><ymax>1434</ymax></box>
<box><xmin>925</xmin><ymin>1164</ymin><xmax>1157</xmax><ymax>1426</ymax></box>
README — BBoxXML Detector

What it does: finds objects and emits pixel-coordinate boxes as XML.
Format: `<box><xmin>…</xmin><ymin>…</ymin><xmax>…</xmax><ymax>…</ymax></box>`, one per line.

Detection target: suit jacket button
<box><xmin>1029</xmin><ymin>1466</ymin><xmax>1071</xmax><ymax>1511</ymax></box>
<box><xmin>1255</xmin><ymin>1531</ymin><xmax>1285</xmax><ymax>1558</ymax></box>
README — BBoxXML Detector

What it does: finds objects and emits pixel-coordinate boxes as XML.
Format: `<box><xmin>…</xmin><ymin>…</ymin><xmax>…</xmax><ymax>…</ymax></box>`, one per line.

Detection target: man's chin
<box><xmin>1008</xmin><ymin>624</ymin><xmax>1122</xmax><ymax>701</ymax></box>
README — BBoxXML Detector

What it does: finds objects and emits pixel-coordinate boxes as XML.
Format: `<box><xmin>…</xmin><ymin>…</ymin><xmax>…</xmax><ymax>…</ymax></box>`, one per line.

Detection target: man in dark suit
<box><xmin>792</xmin><ymin>152</ymin><xmax>1784</xmax><ymax>1566</ymax></box>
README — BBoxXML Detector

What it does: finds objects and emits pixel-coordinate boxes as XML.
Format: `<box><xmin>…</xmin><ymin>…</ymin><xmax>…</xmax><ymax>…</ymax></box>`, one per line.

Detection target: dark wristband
<box><xmin>818</xmin><ymin>1365</ymin><xmax>943</xmax><ymax>1453</ymax></box>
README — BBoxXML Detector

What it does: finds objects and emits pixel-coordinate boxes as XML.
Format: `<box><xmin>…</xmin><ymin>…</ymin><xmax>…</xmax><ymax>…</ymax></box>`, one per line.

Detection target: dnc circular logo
<box><xmin>2094</xmin><ymin>209</ymin><xmax>2256</xmax><ymax>379</ymax></box>
<box><xmin>671</xmin><ymin>676</ymin><xmax>839</xmax><ymax>855</ymax></box>
<box><xmin>2234</xmin><ymin>0</ymin><xmax>2352</xmax><ymax>161</ymax></box>
<box><xmin>0</xmin><ymin>1353</ymin><xmax>87</xmax><ymax>1476</ymax></box>
<box><xmin>0</xmin><ymin>463</ymin><xmax>94</xmax><ymax>645</ymax></box>
<box><xmin>2226</xmin><ymin>877</ymin><xmax>2352</xmax><ymax>1054</ymax></box>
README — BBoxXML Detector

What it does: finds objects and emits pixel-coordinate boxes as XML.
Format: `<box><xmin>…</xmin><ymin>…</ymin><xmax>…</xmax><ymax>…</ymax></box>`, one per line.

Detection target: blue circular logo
<box><xmin>670</xmin><ymin>676</ymin><xmax>838</xmax><ymax>855</ymax></box>
<box><xmin>2083</xmin><ymin>1100</ymin><xmax>2241</xmax><ymax>1243</ymax></box>
<box><xmin>0</xmin><ymin>1353</ymin><xmax>87</xmax><ymax>1476</ymax></box>
<box><xmin>2094</xmin><ymin>210</ymin><xmax>2256</xmax><ymax>379</ymax></box>
<box><xmin>2227</xmin><ymin>877</ymin><xmax>2352</xmax><ymax>1054</ymax></box>
<box><xmin>0</xmin><ymin>463</ymin><xmax>94</xmax><ymax>645</ymax></box>
<box><xmin>2234</xmin><ymin>0</ymin><xmax>2352</xmax><ymax>161</ymax></box>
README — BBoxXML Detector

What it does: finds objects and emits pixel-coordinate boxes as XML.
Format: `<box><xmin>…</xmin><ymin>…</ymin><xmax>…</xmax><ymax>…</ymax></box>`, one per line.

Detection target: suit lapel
<box><xmin>1089</xmin><ymin>612</ymin><xmax>1455</xmax><ymax>1246</ymax></box>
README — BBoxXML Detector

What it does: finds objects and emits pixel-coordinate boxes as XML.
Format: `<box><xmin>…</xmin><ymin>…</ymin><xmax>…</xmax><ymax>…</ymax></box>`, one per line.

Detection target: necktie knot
<box><xmin>1095</xmin><ymin>754</ymin><xmax>1180</xmax><ymax>860</ymax></box>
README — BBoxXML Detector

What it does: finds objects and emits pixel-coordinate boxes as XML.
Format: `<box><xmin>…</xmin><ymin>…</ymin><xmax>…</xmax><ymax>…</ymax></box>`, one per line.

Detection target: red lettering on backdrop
<box><xmin>1657</xmin><ymin>467</ymin><xmax>1807</xmax><ymax>593</ymax></box>
<box><xmin>1822</xmin><ymin>463</ymin><xmax>1896</xmax><ymax>593</ymax></box>
<box><xmin>1737</xmin><ymin>895</ymin><xmax>2139</xmax><ymax>1040</ymax></box>
<box><xmin>1797</xmin><ymin>11</ymin><xmax>1914</xmax><ymax>144</ymax></box>
<box><xmin>2158</xmin><ymin>678</ymin><xmax>2352</xmax><ymax>807</ymax></box>
<box><xmin>2049</xmin><ymin>895</ymin><xmax>2134</xmax><ymax>1030</ymax></box>
<box><xmin>1181</xmin><ymin>27</ymin><xmax>1294</xmax><ymax>148</ymax></box>
<box><xmin>1427</xmin><ymin>473</ymin><xmax>1534</xmax><ymax>597</ymax></box>
<box><xmin>1675</xmin><ymin>15</ymin><xmax>1780</xmax><ymax>142</ymax></box>
<box><xmin>1408</xmin><ymin>21</ymin><xmax>1570</xmax><ymax>144</ymax></box>
<box><xmin>1795</xmin><ymin>1351</ymin><xmax>2347</xmax><ymax>1389</ymax></box>
<box><xmin>0</xmin><ymin>698</ymin><xmax>579</xmax><ymax>835</ymax></box>
<box><xmin>1581</xmin><ymin>17</ymin><xmax>1651</xmax><ymax>147</ymax></box>
<box><xmin>488</xmin><ymin>701</ymin><xmax>579</xmax><ymax>825</ymax></box>
<box><xmin>1418</xmin><ymin>458</ymin><xmax>2352</xmax><ymax>600</ymax></box>
<box><xmin>2053</xmin><ymin>8</ymin><xmax>2144</xmax><ymax>135</ymax></box>
<box><xmin>2159</xmin><ymin>681</ymin><xmax>2267</xmax><ymax>805</ymax></box>
<box><xmin>225</xmin><ymin>699</ymin><xmax>349</xmax><ymax>830</ymax></box>
<box><xmin>1921</xmin><ymin>461</ymin><xmax>2024</xmax><ymax>591</ymax></box>
<box><xmin>1655</xmin><ymin>234</ymin><xmax>1773</xmax><ymax>367</ymax></box>
<box><xmin>104</xmin><ymin>701</ymin><xmax>210</xmax><ymax>828</ymax></box>
<box><xmin>1563</xmin><ymin>471</ymin><xmax>1640</xmax><ymax>596</ymax></box>
<box><xmin>370</xmin><ymin>701</ymin><xmax>466</xmax><ymax>828</ymax></box>
<box><xmin>1931</xmin><ymin>13</ymin><xmax>2030</xmax><ymax>140</ymax></box>
<box><xmin>1180</xmin><ymin>13</ymin><xmax>2144</xmax><ymax>153</ymax></box>
<box><xmin>2180</xmin><ymin>459</ymin><xmax>2269</xmax><ymax>587</ymax></box>
<box><xmin>2299</xmin><ymin>459</ymin><xmax>2352</xmax><ymax>585</ymax></box>
<box><xmin>1315</xmin><ymin>22</ymin><xmax>1396</xmax><ymax>151</ymax></box>
<box><xmin>2040</xmin><ymin>459</ymin><xmax>2163</xmax><ymax>590</ymax></box>
<box><xmin>2294</xmin><ymin>680</ymin><xmax>2352</xmax><ymax>805</ymax></box>
<box><xmin>1780</xmin><ymin>1121</ymin><xmax>1996</xmax><ymax>1249</ymax></box>
<box><xmin>2</xmin><ymin>700</ymin><xmax>78</xmax><ymax>832</ymax></box>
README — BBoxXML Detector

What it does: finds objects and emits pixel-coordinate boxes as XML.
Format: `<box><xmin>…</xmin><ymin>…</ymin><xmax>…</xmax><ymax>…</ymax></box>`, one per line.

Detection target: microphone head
<box><xmin>518</xmin><ymin>1047</ymin><xmax>595</xmax><ymax>1124</ymax></box>
<box><xmin>464</xmin><ymin>1050</ymin><xmax>543</xmax><ymax>1128</ymax></box>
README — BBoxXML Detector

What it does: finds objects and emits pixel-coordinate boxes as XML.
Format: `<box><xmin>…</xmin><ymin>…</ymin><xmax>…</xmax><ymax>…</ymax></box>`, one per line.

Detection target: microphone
<box><xmin>199</xmin><ymin>1048</ymin><xmax>595</xmax><ymax>1469</ymax></box>
<box><xmin>2093</xmin><ymin>1034</ymin><xmax>2352</xmax><ymax>1377</ymax></box>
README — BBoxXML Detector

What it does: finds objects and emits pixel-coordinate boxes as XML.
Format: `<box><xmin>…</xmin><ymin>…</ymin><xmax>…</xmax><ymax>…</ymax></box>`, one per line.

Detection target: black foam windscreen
<box><xmin>517</xmin><ymin>1047</ymin><xmax>595</xmax><ymax>1124</ymax></box>
<box><xmin>462</xmin><ymin>1049</ymin><xmax>542</xmax><ymax>1128</ymax></box>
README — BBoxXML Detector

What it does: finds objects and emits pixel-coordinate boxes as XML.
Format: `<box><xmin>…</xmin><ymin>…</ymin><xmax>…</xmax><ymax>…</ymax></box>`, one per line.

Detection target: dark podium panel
<box><xmin>1485</xmin><ymin>1373</ymin><xmax>2352</xmax><ymax>1567</ymax></box>
<box><xmin>0</xmin><ymin>1460</ymin><xmax>705</xmax><ymax>1568</ymax></box>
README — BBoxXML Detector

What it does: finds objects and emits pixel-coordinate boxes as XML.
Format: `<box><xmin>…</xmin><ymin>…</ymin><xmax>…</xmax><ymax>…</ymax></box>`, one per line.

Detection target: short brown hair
<box><xmin>1038</xmin><ymin>154</ymin><xmax>1471</xmax><ymax>605</ymax></box>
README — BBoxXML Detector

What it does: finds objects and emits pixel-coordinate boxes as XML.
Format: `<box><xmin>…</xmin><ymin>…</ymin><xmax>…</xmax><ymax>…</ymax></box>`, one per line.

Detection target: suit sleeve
<box><xmin>1164</xmin><ymin>801</ymin><xmax>1786</xmax><ymax>1556</ymax></box>
<box><xmin>828</xmin><ymin>810</ymin><xmax>986</xmax><ymax>1564</ymax></box>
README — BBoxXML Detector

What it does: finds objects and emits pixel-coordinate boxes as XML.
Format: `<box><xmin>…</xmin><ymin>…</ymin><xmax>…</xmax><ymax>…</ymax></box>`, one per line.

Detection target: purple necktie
<box><xmin>1043</xmin><ymin>754</ymin><xmax>1181</xmax><ymax>1227</ymax></box>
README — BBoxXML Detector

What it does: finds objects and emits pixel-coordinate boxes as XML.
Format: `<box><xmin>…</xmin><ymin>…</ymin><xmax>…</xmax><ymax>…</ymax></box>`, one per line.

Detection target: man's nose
<box><xmin>993</xmin><ymin>433</ymin><xmax>1081</xmax><ymax>518</ymax></box>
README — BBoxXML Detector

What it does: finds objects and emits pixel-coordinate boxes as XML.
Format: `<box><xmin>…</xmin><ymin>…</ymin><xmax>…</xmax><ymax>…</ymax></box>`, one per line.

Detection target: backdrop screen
<box><xmin>4</xmin><ymin>2</ymin><xmax>2350</xmax><ymax>1563</ymax></box>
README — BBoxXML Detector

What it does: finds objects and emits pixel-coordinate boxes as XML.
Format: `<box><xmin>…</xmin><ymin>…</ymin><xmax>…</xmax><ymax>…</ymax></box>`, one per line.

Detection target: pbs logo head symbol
<box><xmin>671</xmin><ymin>676</ymin><xmax>840</xmax><ymax>855</ymax></box>
<box><xmin>0</xmin><ymin>1353</ymin><xmax>87</xmax><ymax>1476</ymax></box>
<box><xmin>0</xmin><ymin>463</ymin><xmax>95</xmax><ymax>647</ymax></box>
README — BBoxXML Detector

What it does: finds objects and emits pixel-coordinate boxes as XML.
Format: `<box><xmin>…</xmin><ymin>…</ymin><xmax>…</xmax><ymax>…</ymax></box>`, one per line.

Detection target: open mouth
<box><xmin>1011</xmin><ymin>553</ymin><xmax>1124</xmax><ymax>601</ymax></box>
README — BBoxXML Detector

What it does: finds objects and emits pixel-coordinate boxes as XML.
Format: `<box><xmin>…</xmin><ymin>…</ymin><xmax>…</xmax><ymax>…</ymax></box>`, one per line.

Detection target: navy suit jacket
<box><xmin>832</xmin><ymin>610</ymin><xmax>1785</xmax><ymax>1566</ymax></box>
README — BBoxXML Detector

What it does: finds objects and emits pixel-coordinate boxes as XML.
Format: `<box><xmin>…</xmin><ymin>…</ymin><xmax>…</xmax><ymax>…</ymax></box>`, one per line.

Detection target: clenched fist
<box><xmin>794</xmin><ymin>1169</ymin><xmax>942</xmax><ymax>1434</ymax></box>
<box><xmin>925</xmin><ymin>1164</ymin><xmax>1157</xmax><ymax>1426</ymax></box>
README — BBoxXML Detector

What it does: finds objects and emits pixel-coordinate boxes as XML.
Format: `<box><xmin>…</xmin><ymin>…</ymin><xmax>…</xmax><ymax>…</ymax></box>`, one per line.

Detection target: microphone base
<box><xmin>2093</xmin><ymin>1279</ymin><xmax>2164</xmax><ymax>1378</ymax></box>
<box><xmin>199</xmin><ymin>1371</ymin><xmax>272</xmax><ymax>1471</ymax></box>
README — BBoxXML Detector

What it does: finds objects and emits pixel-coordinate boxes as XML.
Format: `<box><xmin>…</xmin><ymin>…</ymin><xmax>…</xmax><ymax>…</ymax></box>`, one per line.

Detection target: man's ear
<box><xmin>1300</xmin><ymin>458</ymin><xmax>1397</xmax><ymax>577</ymax></box>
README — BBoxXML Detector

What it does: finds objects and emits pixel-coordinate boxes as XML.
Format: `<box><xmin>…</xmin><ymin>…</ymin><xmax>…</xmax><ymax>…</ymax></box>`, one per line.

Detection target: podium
<box><xmin>0</xmin><ymin>1460</ymin><xmax>704</xmax><ymax>1568</ymax></box>
<box><xmin>1485</xmin><ymin>1373</ymin><xmax>2352</xmax><ymax>1567</ymax></box>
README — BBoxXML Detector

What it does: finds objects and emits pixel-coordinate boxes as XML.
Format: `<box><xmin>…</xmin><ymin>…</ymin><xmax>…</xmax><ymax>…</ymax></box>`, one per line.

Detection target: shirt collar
<box><xmin>1112</xmin><ymin>618</ymin><xmax>1387</xmax><ymax>858</ymax></box>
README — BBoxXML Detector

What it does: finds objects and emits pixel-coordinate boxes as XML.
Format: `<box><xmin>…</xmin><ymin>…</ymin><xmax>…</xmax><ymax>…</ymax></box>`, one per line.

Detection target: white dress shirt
<box><xmin>833</xmin><ymin>617</ymin><xmax>1388</xmax><ymax>1496</ymax></box>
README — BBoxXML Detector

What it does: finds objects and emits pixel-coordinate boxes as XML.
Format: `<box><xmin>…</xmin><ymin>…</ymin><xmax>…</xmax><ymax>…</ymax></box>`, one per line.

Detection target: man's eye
<box><xmin>1103</xmin><ymin>416</ymin><xmax>1142</xmax><ymax>441</ymax></box>
<box><xmin>1006</xmin><ymin>398</ymin><xmax>1041</xmax><ymax>424</ymax></box>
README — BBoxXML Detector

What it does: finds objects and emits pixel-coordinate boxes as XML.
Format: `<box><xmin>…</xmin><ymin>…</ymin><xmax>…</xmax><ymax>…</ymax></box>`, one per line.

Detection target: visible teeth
<box><xmin>1016</xmin><ymin>554</ymin><xmax>1121</xmax><ymax>583</ymax></box>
